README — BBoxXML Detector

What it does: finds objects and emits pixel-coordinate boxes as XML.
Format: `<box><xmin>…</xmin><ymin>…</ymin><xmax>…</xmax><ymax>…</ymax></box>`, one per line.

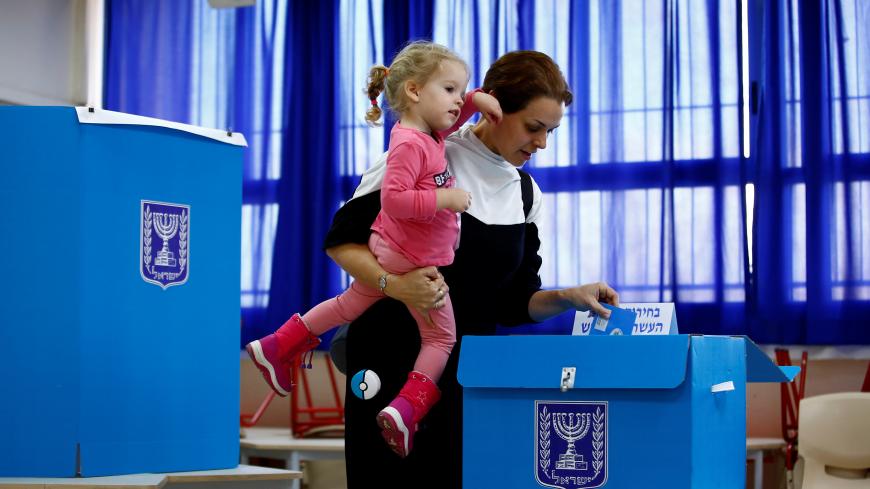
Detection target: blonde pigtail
<box><xmin>365</xmin><ymin>65</ymin><xmax>389</xmax><ymax>126</ymax></box>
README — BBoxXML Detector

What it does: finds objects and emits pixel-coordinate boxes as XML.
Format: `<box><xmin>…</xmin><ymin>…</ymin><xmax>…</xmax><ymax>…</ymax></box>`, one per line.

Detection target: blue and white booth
<box><xmin>459</xmin><ymin>335</ymin><xmax>799</xmax><ymax>489</ymax></box>
<box><xmin>0</xmin><ymin>107</ymin><xmax>244</xmax><ymax>477</ymax></box>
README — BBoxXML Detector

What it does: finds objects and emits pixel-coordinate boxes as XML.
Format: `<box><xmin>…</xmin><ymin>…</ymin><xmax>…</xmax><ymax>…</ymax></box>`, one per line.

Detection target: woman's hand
<box><xmin>384</xmin><ymin>266</ymin><xmax>448</xmax><ymax>319</ymax></box>
<box><xmin>326</xmin><ymin>243</ymin><xmax>448</xmax><ymax>321</ymax></box>
<box><xmin>528</xmin><ymin>281</ymin><xmax>620</xmax><ymax>322</ymax></box>
<box><xmin>559</xmin><ymin>282</ymin><xmax>620</xmax><ymax>318</ymax></box>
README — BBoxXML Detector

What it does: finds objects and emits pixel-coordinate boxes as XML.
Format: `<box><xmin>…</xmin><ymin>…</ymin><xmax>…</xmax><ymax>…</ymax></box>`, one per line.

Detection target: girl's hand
<box><xmin>473</xmin><ymin>91</ymin><xmax>503</xmax><ymax>124</ymax></box>
<box><xmin>436</xmin><ymin>188</ymin><xmax>472</xmax><ymax>213</ymax></box>
<box><xmin>384</xmin><ymin>266</ymin><xmax>448</xmax><ymax>316</ymax></box>
<box><xmin>559</xmin><ymin>282</ymin><xmax>620</xmax><ymax>318</ymax></box>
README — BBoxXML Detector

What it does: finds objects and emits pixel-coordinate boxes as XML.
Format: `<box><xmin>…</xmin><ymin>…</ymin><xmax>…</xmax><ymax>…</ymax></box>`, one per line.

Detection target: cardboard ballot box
<box><xmin>458</xmin><ymin>335</ymin><xmax>798</xmax><ymax>489</ymax></box>
<box><xmin>0</xmin><ymin>107</ymin><xmax>244</xmax><ymax>477</ymax></box>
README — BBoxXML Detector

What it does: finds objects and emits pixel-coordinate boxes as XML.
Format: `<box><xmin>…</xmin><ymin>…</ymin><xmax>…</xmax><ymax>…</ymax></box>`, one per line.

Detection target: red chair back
<box><xmin>289</xmin><ymin>353</ymin><xmax>345</xmax><ymax>438</ymax></box>
<box><xmin>862</xmin><ymin>361</ymin><xmax>870</xmax><ymax>393</ymax></box>
<box><xmin>775</xmin><ymin>348</ymin><xmax>808</xmax><ymax>471</ymax></box>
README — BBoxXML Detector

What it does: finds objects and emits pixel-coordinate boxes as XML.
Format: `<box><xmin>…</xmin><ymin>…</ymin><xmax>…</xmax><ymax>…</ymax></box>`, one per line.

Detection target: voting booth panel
<box><xmin>0</xmin><ymin>107</ymin><xmax>244</xmax><ymax>477</ymax></box>
<box><xmin>458</xmin><ymin>335</ymin><xmax>798</xmax><ymax>489</ymax></box>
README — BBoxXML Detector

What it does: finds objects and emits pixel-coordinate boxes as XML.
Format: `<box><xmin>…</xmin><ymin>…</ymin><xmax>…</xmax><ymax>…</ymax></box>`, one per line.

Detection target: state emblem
<box><xmin>141</xmin><ymin>200</ymin><xmax>190</xmax><ymax>289</ymax></box>
<box><xmin>536</xmin><ymin>401</ymin><xmax>608</xmax><ymax>489</ymax></box>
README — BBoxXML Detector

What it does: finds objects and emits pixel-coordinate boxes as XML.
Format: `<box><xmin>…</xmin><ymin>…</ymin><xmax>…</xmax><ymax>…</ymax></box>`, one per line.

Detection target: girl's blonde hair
<box><xmin>365</xmin><ymin>41</ymin><xmax>467</xmax><ymax>125</ymax></box>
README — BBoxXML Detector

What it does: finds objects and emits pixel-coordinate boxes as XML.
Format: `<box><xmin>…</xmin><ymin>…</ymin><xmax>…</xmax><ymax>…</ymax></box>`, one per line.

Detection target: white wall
<box><xmin>0</xmin><ymin>0</ymin><xmax>88</xmax><ymax>105</ymax></box>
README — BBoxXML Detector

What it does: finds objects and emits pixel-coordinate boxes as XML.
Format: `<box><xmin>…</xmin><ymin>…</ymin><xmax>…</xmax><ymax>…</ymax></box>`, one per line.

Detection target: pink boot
<box><xmin>376</xmin><ymin>371</ymin><xmax>441</xmax><ymax>458</ymax></box>
<box><xmin>245</xmin><ymin>314</ymin><xmax>320</xmax><ymax>396</ymax></box>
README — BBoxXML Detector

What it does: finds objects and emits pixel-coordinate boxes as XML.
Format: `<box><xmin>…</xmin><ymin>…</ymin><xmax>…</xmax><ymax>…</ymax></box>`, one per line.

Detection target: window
<box><xmin>336</xmin><ymin>0</ymin><xmax>870</xmax><ymax>335</ymax></box>
<box><xmin>186</xmin><ymin>2</ymin><xmax>288</xmax><ymax>311</ymax></box>
<box><xmin>780</xmin><ymin>0</ymin><xmax>870</xmax><ymax>302</ymax></box>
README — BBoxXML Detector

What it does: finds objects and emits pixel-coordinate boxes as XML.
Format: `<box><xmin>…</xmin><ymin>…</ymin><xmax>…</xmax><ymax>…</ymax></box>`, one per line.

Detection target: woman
<box><xmin>323</xmin><ymin>50</ymin><xmax>619</xmax><ymax>488</ymax></box>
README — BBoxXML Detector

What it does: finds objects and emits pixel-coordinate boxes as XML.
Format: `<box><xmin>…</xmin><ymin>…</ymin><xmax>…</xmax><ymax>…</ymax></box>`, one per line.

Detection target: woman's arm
<box><xmin>326</xmin><ymin>243</ymin><xmax>447</xmax><ymax>314</ymax></box>
<box><xmin>527</xmin><ymin>282</ymin><xmax>620</xmax><ymax>322</ymax></box>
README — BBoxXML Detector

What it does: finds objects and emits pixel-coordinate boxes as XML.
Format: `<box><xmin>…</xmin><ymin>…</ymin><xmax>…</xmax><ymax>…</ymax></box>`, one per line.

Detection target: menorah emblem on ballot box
<box><xmin>141</xmin><ymin>200</ymin><xmax>190</xmax><ymax>289</ymax></box>
<box><xmin>536</xmin><ymin>401</ymin><xmax>608</xmax><ymax>489</ymax></box>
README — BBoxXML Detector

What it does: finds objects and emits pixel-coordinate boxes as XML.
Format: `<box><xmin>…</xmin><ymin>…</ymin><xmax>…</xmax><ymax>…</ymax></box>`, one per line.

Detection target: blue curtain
<box><xmin>750</xmin><ymin>0</ymin><xmax>870</xmax><ymax>344</ymax></box>
<box><xmin>263</xmin><ymin>1</ymin><xmax>341</xmax><ymax>346</ymax></box>
<box><xmin>337</xmin><ymin>0</ymin><xmax>385</xmax><ymax>206</ymax></box>
<box><xmin>434</xmin><ymin>0</ymin><xmax>531</xmax><ymax>87</ymax></box>
<box><xmin>381</xmin><ymin>0</ymin><xmax>435</xmax><ymax>134</ymax></box>
<box><xmin>105</xmin><ymin>0</ymin><xmax>194</xmax><ymax>122</ymax></box>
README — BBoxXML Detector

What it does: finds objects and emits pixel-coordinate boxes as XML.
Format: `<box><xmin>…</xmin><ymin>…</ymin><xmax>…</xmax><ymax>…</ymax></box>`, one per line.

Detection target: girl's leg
<box><xmin>245</xmin><ymin>313</ymin><xmax>319</xmax><ymax>397</ymax></box>
<box><xmin>248</xmin><ymin>280</ymin><xmax>383</xmax><ymax>397</ymax></box>
<box><xmin>366</xmin><ymin>234</ymin><xmax>457</xmax><ymax>457</ymax></box>
<box><xmin>367</xmin><ymin>231</ymin><xmax>457</xmax><ymax>380</ymax></box>
<box><xmin>405</xmin><ymin>295</ymin><xmax>456</xmax><ymax>382</ymax></box>
<box><xmin>375</xmin><ymin>299</ymin><xmax>456</xmax><ymax>457</ymax></box>
<box><xmin>302</xmin><ymin>281</ymin><xmax>384</xmax><ymax>335</ymax></box>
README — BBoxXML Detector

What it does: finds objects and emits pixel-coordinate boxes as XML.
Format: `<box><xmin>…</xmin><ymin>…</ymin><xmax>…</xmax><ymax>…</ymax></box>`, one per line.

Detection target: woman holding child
<box><xmin>324</xmin><ymin>48</ymin><xmax>619</xmax><ymax>488</ymax></box>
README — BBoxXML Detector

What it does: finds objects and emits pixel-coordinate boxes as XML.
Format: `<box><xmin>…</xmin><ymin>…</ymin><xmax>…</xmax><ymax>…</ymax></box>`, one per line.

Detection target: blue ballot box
<box><xmin>0</xmin><ymin>107</ymin><xmax>244</xmax><ymax>477</ymax></box>
<box><xmin>458</xmin><ymin>335</ymin><xmax>799</xmax><ymax>489</ymax></box>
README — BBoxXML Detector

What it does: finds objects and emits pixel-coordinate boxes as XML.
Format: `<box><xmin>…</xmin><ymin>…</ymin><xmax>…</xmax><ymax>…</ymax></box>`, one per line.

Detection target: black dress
<box><xmin>324</xmin><ymin>128</ymin><xmax>544</xmax><ymax>488</ymax></box>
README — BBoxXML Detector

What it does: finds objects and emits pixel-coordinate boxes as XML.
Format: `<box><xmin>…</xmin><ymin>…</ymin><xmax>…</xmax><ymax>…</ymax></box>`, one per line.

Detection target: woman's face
<box><xmin>480</xmin><ymin>96</ymin><xmax>564</xmax><ymax>167</ymax></box>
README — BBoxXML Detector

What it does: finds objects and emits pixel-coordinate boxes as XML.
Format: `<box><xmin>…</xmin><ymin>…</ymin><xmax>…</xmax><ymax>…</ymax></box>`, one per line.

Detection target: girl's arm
<box><xmin>379</xmin><ymin>143</ymin><xmax>471</xmax><ymax>217</ymax></box>
<box><xmin>438</xmin><ymin>89</ymin><xmax>503</xmax><ymax>139</ymax></box>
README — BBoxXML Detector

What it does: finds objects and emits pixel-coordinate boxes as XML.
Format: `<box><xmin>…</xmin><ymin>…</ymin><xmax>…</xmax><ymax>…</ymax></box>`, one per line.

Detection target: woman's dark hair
<box><xmin>481</xmin><ymin>51</ymin><xmax>573</xmax><ymax>114</ymax></box>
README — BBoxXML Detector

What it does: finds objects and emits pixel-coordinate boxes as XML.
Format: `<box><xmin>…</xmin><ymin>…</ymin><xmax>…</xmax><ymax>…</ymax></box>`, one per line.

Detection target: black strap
<box><xmin>518</xmin><ymin>169</ymin><xmax>533</xmax><ymax>219</ymax></box>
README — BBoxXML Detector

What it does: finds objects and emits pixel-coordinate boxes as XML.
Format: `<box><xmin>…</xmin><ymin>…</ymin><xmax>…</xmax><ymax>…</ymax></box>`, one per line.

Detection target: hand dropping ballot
<box><xmin>584</xmin><ymin>303</ymin><xmax>637</xmax><ymax>335</ymax></box>
<box><xmin>572</xmin><ymin>302</ymin><xmax>679</xmax><ymax>336</ymax></box>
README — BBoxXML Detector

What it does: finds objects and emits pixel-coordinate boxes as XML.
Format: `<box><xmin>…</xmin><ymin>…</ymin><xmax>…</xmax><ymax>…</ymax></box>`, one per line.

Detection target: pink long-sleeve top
<box><xmin>371</xmin><ymin>91</ymin><xmax>479</xmax><ymax>267</ymax></box>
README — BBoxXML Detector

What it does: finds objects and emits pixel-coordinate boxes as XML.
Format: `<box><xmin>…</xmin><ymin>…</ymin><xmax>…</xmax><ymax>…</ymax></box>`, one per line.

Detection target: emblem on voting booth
<box><xmin>141</xmin><ymin>200</ymin><xmax>190</xmax><ymax>289</ymax></box>
<box><xmin>535</xmin><ymin>401</ymin><xmax>608</xmax><ymax>489</ymax></box>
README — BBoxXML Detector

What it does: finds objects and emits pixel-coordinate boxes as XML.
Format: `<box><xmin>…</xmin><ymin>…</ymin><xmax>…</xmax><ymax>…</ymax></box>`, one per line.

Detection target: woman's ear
<box><xmin>404</xmin><ymin>80</ymin><xmax>421</xmax><ymax>103</ymax></box>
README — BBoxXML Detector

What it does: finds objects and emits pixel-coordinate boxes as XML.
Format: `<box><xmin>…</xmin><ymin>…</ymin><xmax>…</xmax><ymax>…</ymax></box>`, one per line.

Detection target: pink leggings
<box><xmin>302</xmin><ymin>232</ymin><xmax>456</xmax><ymax>382</ymax></box>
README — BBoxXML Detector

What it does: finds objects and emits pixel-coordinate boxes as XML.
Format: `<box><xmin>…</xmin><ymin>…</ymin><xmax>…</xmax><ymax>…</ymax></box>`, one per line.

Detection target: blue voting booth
<box><xmin>0</xmin><ymin>107</ymin><xmax>244</xmax><ymax>477</ymax></box>
<box><xmin>459</xmin><ymin>335</ymin><xmax>799</xmax><ymax>489</ymax></box>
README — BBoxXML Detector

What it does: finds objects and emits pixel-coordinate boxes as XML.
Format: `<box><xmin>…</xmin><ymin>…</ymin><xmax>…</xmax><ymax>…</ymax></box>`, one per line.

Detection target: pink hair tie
<box><xmin>370</xmin><ymin>99</ymin><xmax>378</xmax><ymax>106</ymax></box>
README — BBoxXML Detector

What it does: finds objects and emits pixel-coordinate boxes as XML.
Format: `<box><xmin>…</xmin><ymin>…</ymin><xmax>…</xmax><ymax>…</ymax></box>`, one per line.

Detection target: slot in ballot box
<box><xmin>458</xmin><ymin>335</ymin><xmax>799</xmax><ymax>489</ymax></box>
<box><xmin>0</xmin><ymin>107</ymin><xmax>244</xmax><ymax>477</ymax></box>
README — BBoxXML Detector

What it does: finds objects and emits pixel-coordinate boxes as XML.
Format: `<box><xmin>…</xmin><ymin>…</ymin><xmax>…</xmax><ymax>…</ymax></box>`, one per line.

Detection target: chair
<box><xmin>289</xmin><ymin>352</ymin><xmax>345</xmax><ymax>438</ymax></box>
<box><xmin>796</xmin><ymin>392</ymin><xmax>870</xmax><ymax>488</ymax></box>
<box><xmin>241</xmin><ymin>351</ymin><xmax>345</xmax><ymax>438</ymax></box>
<box><xmin>861</xmin><ymin>362</ymin><xmax>870</xmax><ymax>393</ymax></box>
<box><xmin>776</xmin><ymin>348</ymin><xmax>809</xmax><ymax>489</ymax></box>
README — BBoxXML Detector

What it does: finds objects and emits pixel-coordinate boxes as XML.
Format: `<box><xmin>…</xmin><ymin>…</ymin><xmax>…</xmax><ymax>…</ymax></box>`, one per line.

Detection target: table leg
<box><xmin>288</xmin><ymin>452</ymin><xmax>301</xmax><ymax>489</ymax></box>
<box><xmin>748</xmin><ymin>449</ymin><xmax>763</xmax><ymax>489</ymax></box>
